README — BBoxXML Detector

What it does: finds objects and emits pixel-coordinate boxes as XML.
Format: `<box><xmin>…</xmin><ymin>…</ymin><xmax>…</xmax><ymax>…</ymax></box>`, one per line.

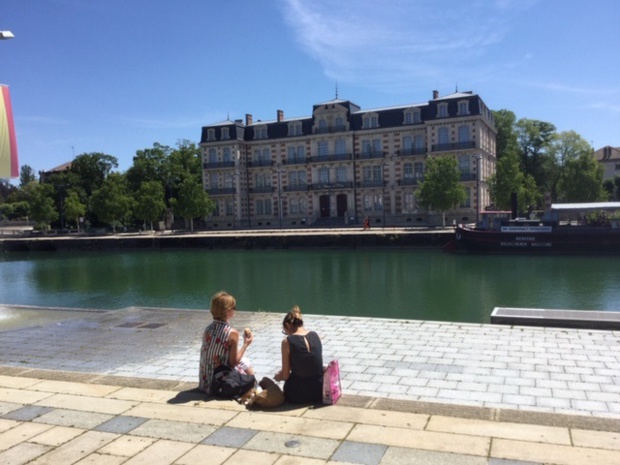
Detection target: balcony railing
<box><xmin>310</xmin><ymin>181</ymin><xmax>353</xmax><ymax>191</ymax></box>
<box><xmin>357</xmin><ymin>151</ymin><xmax>385</xmax><ymax>160</ymax></box>
<box><xmin>309</xmin><ymin>153</ymin><xmax>352</xmax><ymax>164</ymax></box>
<box><xmin>397</xmin><ymin>147</ymin><xmax>427</xmax><ymax>157</ymax></box>
<box><xmin>283</xmin><ymin>184</ymin><xmax>309</xmax><ymax>192</ymax></box>
<box><xmin>431</xmin><ymin>141</ymin><xmax>476</xmax><ymax>152</ymax></box>
<box><xmin>203</xmin><ymin>161</ymin><xmax>235</xmax><ymax>169</ymax></box>
<box><xmin>248</xmin><ymin>159</ymin><xmax>274</xmax><ymax>168</ymax></box>
<box><xmin>459</xmin><ymin>173</ymin><xmax>477</xmax><ymax>182</ymax></box>
<box><xmin>283</xmin><ymin>157</ymin><xmax>308</xmax><ymax>166</ymax></box>
<box><xmin>358</xmin><ymin>180</ymin><xmax>386</xmax><ymax>188</ymax></box>
<box><xmin>314</xmin><ymin>125</ymin><xmax>346</xmax><ymax>134</ymax></box>
<box><xmin>207</xmin><ymin>187</ymin><xmax>236</xmax><ymax>196</ymax></box>
<box><xmin>399</xmin><ymin>177</ymin><xmax>423</xmax><ymax>186</ymax></box>
<box><xmin>250</xmin><ymin>186</ymin><xmax>275</xmax><ymax>194</ymax></box>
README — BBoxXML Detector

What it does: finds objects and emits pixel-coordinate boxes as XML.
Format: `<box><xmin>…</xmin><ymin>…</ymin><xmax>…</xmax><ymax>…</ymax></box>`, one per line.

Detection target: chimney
<box><xmin>277</xmin><ymin>109</ymin><xmax>284</xmax><ymax>122</ymax></box>
<box><xmin>432</xmin><ymin>90</ymin><xmax>439</xmax><ymax>100</ymax></box>
<box><xmin>245</xmin><ymin>113</ymin><xmax>253</xmax><ymax>126</ymax></box>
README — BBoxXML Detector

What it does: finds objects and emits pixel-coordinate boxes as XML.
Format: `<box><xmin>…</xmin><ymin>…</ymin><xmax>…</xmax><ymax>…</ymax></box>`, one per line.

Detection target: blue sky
<box><xmin>2</xmin><ymin>0</ymin><xmax>619</xmax><ymax>176</ymax></box>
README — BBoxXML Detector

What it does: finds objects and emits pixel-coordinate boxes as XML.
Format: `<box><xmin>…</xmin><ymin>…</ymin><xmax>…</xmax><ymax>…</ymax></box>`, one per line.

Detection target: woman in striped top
<box><xmin>198</xmin><ymin>291</ymin><xmax>254</xmax><ymax>394</ymax></box>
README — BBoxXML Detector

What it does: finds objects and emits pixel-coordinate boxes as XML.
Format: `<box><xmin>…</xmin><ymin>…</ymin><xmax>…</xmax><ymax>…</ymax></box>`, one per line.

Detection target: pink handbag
<box><xmin>322</xmin><ymin>359</ymin><xmax>342</xmax><ymax>404</ymax></box>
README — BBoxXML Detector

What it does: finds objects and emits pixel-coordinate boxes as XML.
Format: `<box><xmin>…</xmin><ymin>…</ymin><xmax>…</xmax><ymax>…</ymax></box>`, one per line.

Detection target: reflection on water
<box><xmin>0</xmin><ymin>249</ymin><xmax>618</xmax><ymax>323</ymax></box>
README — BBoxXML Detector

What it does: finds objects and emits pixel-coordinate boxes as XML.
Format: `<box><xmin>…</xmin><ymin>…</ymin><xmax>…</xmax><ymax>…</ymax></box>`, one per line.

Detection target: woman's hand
<box><xmin>274</xmin><ymin>370</ymin><xmax>283</xmax><ymax>382</ymax></box>
<box><xmin>243</xmin><ymin>331</ymin><xmax>254</xmax><ymax>346</ymax></box>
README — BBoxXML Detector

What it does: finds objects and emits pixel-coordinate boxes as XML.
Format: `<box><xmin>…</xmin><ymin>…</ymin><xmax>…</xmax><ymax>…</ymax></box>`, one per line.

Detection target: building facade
<box><xmin>199</xmin><ymin>90</ymin><xmax>496</xmax><ymax>229</ymax></box>
<box><xmin>594</xmin><ymin>146</ymin><xmax>620</xmax><ymax>182</ymax></box>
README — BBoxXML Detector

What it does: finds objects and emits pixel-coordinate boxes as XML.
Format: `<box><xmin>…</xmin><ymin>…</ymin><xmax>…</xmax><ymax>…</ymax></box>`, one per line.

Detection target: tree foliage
<box><xmin>21</xmin><ymin>182</ymin><xmax>58</xmax><ymax>230</ymax></box>
<box><xmin>556</xmin><ymin>152</ymin><xmax>607</xmax><ymax>202</ymax></box>
<box><xmin>417</xmin><ymin>156</ymin><xmax>465</xmax><ymax>226</ymax></box>
<box><xmin>70</xmin><ymin>152</ymin><xmax>118</xmax><ymax>197</ymax></box>
<box><xmin>63</xmin><ymin>190</ymin><xmax>86</xmax><ymax>230</ymax></box>
<box><xmin>134</xmin><ymin>181</ymin><xmax>166</xmax><ymax>230</ymax></box>
<box><xmin>19</xmin><ymin>164</ymin><xmax>36</xmax><ymax>188</ymax></box>
<box><xmin>170</xmin><ymin>177</ymin><xmax>214</xmax><ymax>232</ymax></box>
<box><xmin>91</xmin><ymin>173</ymin><xmax>133</xmax><ymax>232</ymax></box>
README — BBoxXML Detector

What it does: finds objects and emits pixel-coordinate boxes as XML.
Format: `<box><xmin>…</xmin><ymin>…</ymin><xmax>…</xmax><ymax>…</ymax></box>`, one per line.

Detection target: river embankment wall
<box><xmin>0</xmin><ymin>228</ymin><xmax>454</xmax><ymax>252</ymax></box>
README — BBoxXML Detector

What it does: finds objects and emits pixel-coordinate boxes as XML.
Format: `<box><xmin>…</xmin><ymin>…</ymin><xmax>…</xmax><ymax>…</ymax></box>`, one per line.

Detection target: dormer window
<box><xmin>207</xmin><ymin>129</ymin><xmax>216</xmax><ymax>141</ymax></box>
<box><xmin>363</xmin><ymin>113</ymin><xmax>379</xmax><ymax>129</ymax></box>
<box><xmin>221</xmin><ymin>128</ymin><xmax>230</xmax><ymax>140</ymax></box>
<box><xmin>403</xmin><ymin>108</ymin><xmax>421</xmax><ymax>125</ymax></box>
<box><xmin>437</xmin><ymin>103</ymin><xmax>448</xmax><ymax>118</ymax></box>
<box><xmin>288</xmin><ymin>122</ymin><xmax>302</xmax><ymax>136</ymax></box>
<box><xmin>255</xmin><ymin>126</ymin><xmax>268</xmax><ymax>140</ymax></box>
<box><xmin>458</xmin><ymin>101</ymin><xmax>470</xmax><ymax>116</ymax></box>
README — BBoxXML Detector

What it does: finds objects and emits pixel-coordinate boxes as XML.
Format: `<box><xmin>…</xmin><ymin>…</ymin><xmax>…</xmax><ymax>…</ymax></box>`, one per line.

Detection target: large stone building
<box><xmin>199</xmin><ymin>90</ymin><xmax>496</xmax><ymax>229</ymax></box>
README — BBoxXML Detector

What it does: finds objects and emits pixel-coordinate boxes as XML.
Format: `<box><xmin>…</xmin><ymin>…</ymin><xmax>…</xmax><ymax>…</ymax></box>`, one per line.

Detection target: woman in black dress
<box><xmin>274</xmin><ymin>306</ymin><xmax>324</xmax><ymax>404</ymax></box>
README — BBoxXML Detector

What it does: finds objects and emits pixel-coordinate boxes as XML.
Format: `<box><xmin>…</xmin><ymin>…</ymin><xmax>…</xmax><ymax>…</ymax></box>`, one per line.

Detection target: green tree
<box><xmin>22</xmin><ymin>182</ymin><xmax>58</xmax><ymax>231</ymax></box>
<box><xmin>492</xmin><ymin>109</ymin><xmax>519</xmax><ymax>160</ymax></box>
<box><xmin>488</xmin><ymin>152</ymin><xmax>540</xmax><ymax>213</ymax></box>
<box><xmin>91</xmin><ymin>173</ymin><xmax>133</xmax><ymax>233</ymax></box>
<box><xmin>0</xmin><ymin>178</ymin><xmax>16</xmax><ymax>202</ymax></box>
<box><xmin>416</xmin><ymin>156</ymin><xmax>466</xmax><ymax>227</ymax></box>
<box><xmin>170</xmin><ymin>177</ymin><xmax>214</xmax><ymax>232</ymax></box>
<box><xmin>19</xmin><ymin>164</ymin><xmax>36</xmax><ymax>188</ymax></box>
<box><xmin>125</xmin><ymin>143</ymin><xmax>171</xmax><ymax>195</ymax></box>
<box><xmin>64</xmin><ymin>190</ymin><xmax>86</xmax><ymax>231</ymax></box>
<box><xmin>70</xmin><ymin>152</ymin><xmax>118</xmax><ymax>197</ymax></box>
<box><xmin>134</xmin><ymin>181</ymin><xmax>166</xmax><ymax>231</ymax></box>
<box><xmin>515</xmin><ymin>119</ymin><xmax>557</xmax><ymax>200</ymax></box>
<box><xmin>556</xmin><ymin>152</ymin><xmax>607</xmax><ymax>202</ymax></box>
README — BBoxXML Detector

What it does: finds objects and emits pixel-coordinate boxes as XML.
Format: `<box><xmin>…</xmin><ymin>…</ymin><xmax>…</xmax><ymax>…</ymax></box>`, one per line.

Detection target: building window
<box><xmin>414</xmin><ymin>162</ymin><xmax>424</xmax><ymax>178</ymax></box>
<box><xmin>363</xmin><ymin>114</ymin><xmax>379</xmax><ymax>129</ymax></box>
<box><xmin>404</xmin><ymin>163</ymin><xmax>413</xmax><ymax>179</ymax></box>
<box><xmin>335</xmin><ymin>139</ymin><xmax>346</xmax><ymax>155</ymax></box>
<box><xmin>208</xmin><ymin>148</ymin><xmax>217</xmax><ymax>163</ymax></box>
<box><xmin>438</xmin><ymin>127</ymin><xmax>449</xmax><ymax>144</ymax></box>
<box><xmin>373</xmin><ymin>165</ymin><xmax>382</xmax><ymax>182</ymax></box>
<box><xmin>615</xmin><ymin>163</ymin><xmax>620</xmax><ymax>170</ymax></box>
<box><xmin>289</xmin><ymin>170</ymin><xmax>306</xmax><ymax>186</ymax></box>
<box><xmin>223</xmin><ymin>148</ymin><xmax>231</xmax><ymax>162</ymax></box>
<box><xmin>461</xmin><ymin>187</ymin><xmax>471</xmax><ymax>208</ymax></box>
<box><xmin>221</xmin><ymin>128</ymin><xmax>230</xmax><ymax>140</ymax></box>
<box><xmin>458</xmin><ymin>101</ymin><xmax>470</xmax><ymax>116</ymax></box>
<box><xmin>437</xmin><ymin>103</ymin><xmax>448</xmax><ymax>118</ymax></box>
<box><xmin>209</xmin><ymin>173</ymin><xmax>219</xmax><ymax>188</ymax></box>
<box><xmin>413</xmin><ymin>110</ymin><xmax>422</xmax><ymax>123</ymax></box>
<box><xmin>256</xmin><ymin>199</ymin><xmax>272</xmax><ymax>215</ymax></box>
<box><xmin>318</xmin><ymin>140</ymin><xmax>328</xmax><ymax>156</ymax></box>
<box><xmin>458</xmin><ymin>125</ymin><xmax>470</xmax><ymax>142</ymax></box>
<box><xmin>404</xmin><ymin>192</ymin><xmax>415</xmax><ymax>213</ymax></box>
<box><xmin>363</xmin><ymin>194</ymin><xmax>372</xmax><ymax>211</ymax></box>
<box><xmin>336</xmin><ymin>166</ymin><xmax>347</xmax><ymax>182</ymax></box>
<box><xmin>372</xmin><ymin>138</ymin><xmax>381</xmax><ymax>155</ymax></box>
<box><xmin>255</xmin><ymin>173</ymin><xmax>271</xmax><ymax>188</ymax></box>
<box><xmin>362</xmin><ymin>140</ymin><xmax>371</xmax><ymax>155</ymax></box>
<box><xmin>334</xmin><ymin>117</ymin><xmax>344</xmax><ymax>131</ymax></box>
<box><xmin>414</xmin><ymin>135</ymin><xmax>425</xmax><ymax>151</ymax></box>
<box><xmin>319</xmin><ymin>167</ymin><xmax>329</xmax><ymax>183</ymax></box>
<box><xmin>288</xmin><ymin>122</ymin><xmax>302</xmax><ymax>136</ymax></box>
<box><xmin>403</xmin><ymin>136</ymin><xmax>413</xmax><ymax>155</ymax></box>
<box><xmin>225</xmin><ymin>199</ymin><xmax>234</xmax><ymax>215</ymax></box>
<box><xmin>374</xmin><ymin>193</ymin><xmax>383</xmax><ymax>211</ymax></box>
<box><xmin>404</xmin><ymin>111</ymin><xmax>413</xmax><ymax>125</ymax></box>
<box><xmin>208</xmin><ymin>129</ymin><xmax>215</xmax><ymax>141</ymax></box>
<box><xmin>255</xmin><ymin>126</ymin><xmax>268</xmax><ymax>140</ymax></box>
<box><xmin>458</xmin><ymin>155</ymin><xmax>470</xmax><ymax>174</ymax></box>
<box><xmin>318</xmin><ymin>119</ymin><xmax>327</xmax><ymax>132</ymax></box>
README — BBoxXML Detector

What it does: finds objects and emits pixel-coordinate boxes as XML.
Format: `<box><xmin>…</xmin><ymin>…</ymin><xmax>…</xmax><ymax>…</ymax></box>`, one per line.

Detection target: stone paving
<box><xmin>1</xmin><ymin>304</ymin><xmax>620</xmax><ymax>464</ymax></box>
<box><xmin>0</xmin><ymin>305</ymin><xmax>619</xmax><ymax>419</ymax></box>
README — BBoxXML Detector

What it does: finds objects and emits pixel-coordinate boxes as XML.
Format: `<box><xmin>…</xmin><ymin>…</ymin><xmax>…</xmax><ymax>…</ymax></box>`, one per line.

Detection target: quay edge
<box><xmin>0</xmin><ymin>228</ymin><xmax>454</xmax><ymax>252</ymax></box>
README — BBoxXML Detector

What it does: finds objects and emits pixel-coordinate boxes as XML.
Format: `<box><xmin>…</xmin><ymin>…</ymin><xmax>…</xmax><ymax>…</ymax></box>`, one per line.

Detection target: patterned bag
<box><xmin>322</xmin><ymin>359</ymin><xmax>342</xmax><ymax>404</ymax></box>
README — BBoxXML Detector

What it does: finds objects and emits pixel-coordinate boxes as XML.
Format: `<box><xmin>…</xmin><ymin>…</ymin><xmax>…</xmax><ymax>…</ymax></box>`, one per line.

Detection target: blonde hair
<box><xmin>283</xmin><ymin>305</ymin><xmax>303</xmax><ymax>329</ymax></box>
<box><xmin>210</xmin><ymin>291</ymin><xmax>236</xmax><ymax>321</ymax></box>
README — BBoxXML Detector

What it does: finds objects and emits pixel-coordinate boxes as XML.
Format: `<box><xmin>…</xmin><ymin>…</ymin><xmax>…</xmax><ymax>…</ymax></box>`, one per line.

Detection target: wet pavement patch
<box><xmin>2</xmin><ymin>405</ymin><xmax>54</xmax><ymax>421</ymax></box>
<box><xmin>94</xmin><ymin>415</ymin><xmax>149</xmax><ymax>434</ymax></box>
<box><xmin>202</xmin><ymin>426</ymin><xmax>258</xmax><ymax>448</ymax></box>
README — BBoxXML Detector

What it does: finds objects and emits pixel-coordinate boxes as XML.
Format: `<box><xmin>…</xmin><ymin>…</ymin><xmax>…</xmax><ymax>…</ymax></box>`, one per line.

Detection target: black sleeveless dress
<box><xmin>284</xmin><ymin>331</ymin><xmax>324</xmax><ymax>404</ymax></box>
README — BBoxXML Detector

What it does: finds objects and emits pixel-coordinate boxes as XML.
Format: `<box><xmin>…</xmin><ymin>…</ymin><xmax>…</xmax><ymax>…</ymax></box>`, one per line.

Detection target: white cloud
<box><xmin>280</xmin><ymin>0</ymin><xmax>530</xmax><ymax>90</ymax></box>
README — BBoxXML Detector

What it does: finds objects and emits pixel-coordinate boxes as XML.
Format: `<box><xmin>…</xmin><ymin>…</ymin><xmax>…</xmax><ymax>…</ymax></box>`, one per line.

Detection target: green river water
<box><xmin>0</xmin><ymin>249</ymin><xmax>618</xmax><ymax>323</ymax></box>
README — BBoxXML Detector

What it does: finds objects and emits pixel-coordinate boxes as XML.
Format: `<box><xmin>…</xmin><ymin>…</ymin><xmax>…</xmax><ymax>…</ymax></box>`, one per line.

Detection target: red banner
<box><xmin>0</xmin><ymin>85</ymin><xmax>19</xmax><ymax>178</ymax></box>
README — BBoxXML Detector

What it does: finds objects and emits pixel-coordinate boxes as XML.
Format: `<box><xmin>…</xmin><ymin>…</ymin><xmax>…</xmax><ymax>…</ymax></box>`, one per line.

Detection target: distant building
<box><xmin>594</xmin><ymin>146</ymin><xmax>620</xmax><ymax>181</ymax></box>
<box><xmin>38</xmin><ymin>162</ymin><xmax>72</xmax><ymax>183</ymax></box>
<box><xmin>199</xmin><ymin>90</ymin><xmax>497</xmax><ymax>229</ymax></box>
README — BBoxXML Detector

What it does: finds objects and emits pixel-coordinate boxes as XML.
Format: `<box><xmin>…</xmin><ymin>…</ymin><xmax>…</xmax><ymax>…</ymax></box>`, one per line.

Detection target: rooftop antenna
<box><xmin>455</xmin><ymin>83</ymin><xmax>458</xmax><ymax>92</ymax></box>
<box><xmin>335</xmin><ymin>81</ymin><xmax>338</xmax><ymax>99</ymax></box>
